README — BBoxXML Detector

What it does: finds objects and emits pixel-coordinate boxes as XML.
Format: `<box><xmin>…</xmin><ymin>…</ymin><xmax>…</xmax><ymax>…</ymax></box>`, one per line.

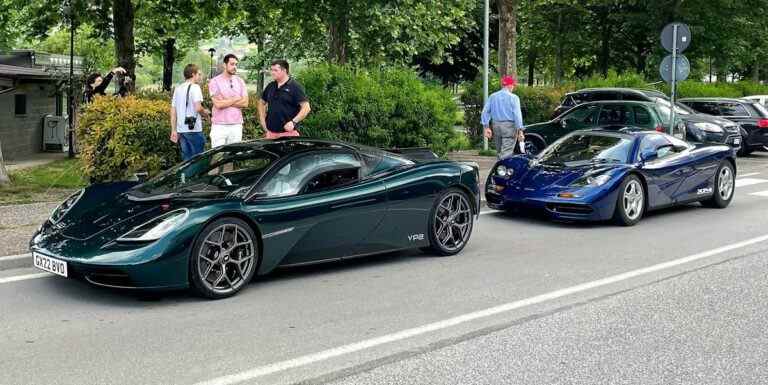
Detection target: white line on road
<box><xmin>195</xmin><ymin>233</ymin><xmax>768</xmax><ymax>385</ymax></box>
<box><xmin>749</xmin><ymin>190</ymin><xmax>768</xmax><ymax>197</ymax></box>
<box><xmin>0</xmin><ymin>253</ymin><xmax>30</xmax><ymax>262</ymax></box>
<box><xmin>0</xmin><ymin>272</ymin><xmax>51</xmax><ymax>284</ymax></box>
<box><xmin>735</xmin><ymin>178</ymin><xmax>768</xmax><ymax>188</ymax></box>
<box><xmin>737</xmin><ymin>172</ymin><xmax>761</xmax><ymax>178</ymax></box>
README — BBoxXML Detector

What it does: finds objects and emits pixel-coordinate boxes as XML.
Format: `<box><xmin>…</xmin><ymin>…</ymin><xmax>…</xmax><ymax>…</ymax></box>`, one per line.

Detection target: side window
<box><xmin>302</xmin><ymin>168</ymin><xmax>360</xmax><ymax>194</ymax></box>
<box><xmin>688</xmin><ymin>102</ymin><xmax>721</xmax><ymax>116</ymax></box>
<box><xmin>598</xmin><ymin>104</ymin><xmax>630</xmax><ymax>125</ymax></box>
<box><xmin>563</xmin><ymin>104</ymin><xmax>600</xmax><ymax>124</ymax></box>
<box><xmin>719</xmin><ymin>102</ymin><xmax>749</xmax><ymax>117</ymax></box>
<box><xmin>633</xmin><ymin>106</ymin><xmax>652</xmax><ymax>126</ymax></box>
<box><xmin>260</xmin><ymin>153</ymin><xmax>361</xmax><ymax>197</ymax></box>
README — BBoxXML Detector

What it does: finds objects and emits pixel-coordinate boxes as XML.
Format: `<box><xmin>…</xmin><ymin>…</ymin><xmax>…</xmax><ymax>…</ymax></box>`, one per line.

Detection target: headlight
<box><xmin>587</xmin><ymin>174</ymin><xmax>611</xmax><ymax>186</ymax></box>
<box><xmin>117</xmin><ymin>209</ymin><xmax>189</xmax><ymax>242</ymax></box>
<box><xmin>572</xmin><ymin>174</ymin><xmax>611</xmax><ymax>187</ymax></box>
<box><xmin>692</xmin><ymin>122</ymin><xmax>723</xmax><ymax>133</ymax></box>
<box><xmin>50</xmin><ymin>189</ymin><xmax>84</xmax><ymax>223</ymax></box>
<box><xmin>495</xmin><ymin>165</ymin><xmax>512</xmax><ymax>178</ymax></box>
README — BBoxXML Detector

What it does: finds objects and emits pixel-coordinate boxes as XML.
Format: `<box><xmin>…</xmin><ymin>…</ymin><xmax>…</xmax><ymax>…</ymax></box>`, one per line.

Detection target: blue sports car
<box><xmin>485</xmin><ymin>128</ymin><xmax>736</xmax><ymax>225</ymax></box>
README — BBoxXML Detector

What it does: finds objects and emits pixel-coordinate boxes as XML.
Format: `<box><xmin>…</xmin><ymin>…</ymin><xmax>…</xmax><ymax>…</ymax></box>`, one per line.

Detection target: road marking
<box><xmin>0</xmin><ymin>272</ymin><xmax>51</xmax><ymax>284</ymax></box>
<box><xmin>735</xmin><ymin>178</ymin><xmax>768</xmax><ymax>188</ymax></box>
<box><xmin>195</xmin><ymin>233</ymin><xmax>768</xmax><ymax>385</ymax></box>
<box><xmin>737</xmin><ymin>172</ymin><xmax>761</xmax><ymax>178</ymax></box>
<box><xmin>749</xmin><ymin>190</ymin><xmax>768</xmax><ymax>197</ymax></box>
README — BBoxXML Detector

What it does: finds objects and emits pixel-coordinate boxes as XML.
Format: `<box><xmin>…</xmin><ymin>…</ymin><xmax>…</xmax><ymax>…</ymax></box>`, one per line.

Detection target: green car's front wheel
<box><xmin>189</xmin><ymin>217</ymin><xmax>259</xmax><ymax>299</ymax></box>
<box><xmin>425</xmin><ymin>188</ymin><xmax>474</xmax><ymax>256</ymax></box>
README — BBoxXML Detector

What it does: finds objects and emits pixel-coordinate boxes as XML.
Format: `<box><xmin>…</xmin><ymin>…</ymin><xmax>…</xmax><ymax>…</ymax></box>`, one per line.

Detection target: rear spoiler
<box><xmin>386</xmin><ymin>147</ymin><xmax>439</xmax><ymax>162</ymax></box>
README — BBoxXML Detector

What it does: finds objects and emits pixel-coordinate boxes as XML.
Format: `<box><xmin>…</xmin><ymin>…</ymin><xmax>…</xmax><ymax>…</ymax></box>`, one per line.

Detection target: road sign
<box><xmin>661</xmin><ymin>22</ymin><xmax>691</xmax><ymax>53</ymax></box>
<box><xmin>660</xmin><ymin>54</ymin><xmax>691</xmax><ymax>83</ymax></box>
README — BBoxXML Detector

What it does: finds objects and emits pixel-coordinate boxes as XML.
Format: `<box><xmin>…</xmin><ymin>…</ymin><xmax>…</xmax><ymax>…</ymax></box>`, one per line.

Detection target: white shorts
<box><xmin>210</xmin><ymin>124</ymin><xmax>243</xmax><ymax>148</ymax></box>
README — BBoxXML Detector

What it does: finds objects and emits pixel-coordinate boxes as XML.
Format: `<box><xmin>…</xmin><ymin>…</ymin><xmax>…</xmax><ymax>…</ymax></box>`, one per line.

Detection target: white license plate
<box><xmin>33</xmin><ymin>252</ymin><xmax>68</xmax><ymax>277</ymax></box>
<box><xmin>733</xmin><ymin>138</ymin><xmax>742</xmax><ymax>145</ymax></box>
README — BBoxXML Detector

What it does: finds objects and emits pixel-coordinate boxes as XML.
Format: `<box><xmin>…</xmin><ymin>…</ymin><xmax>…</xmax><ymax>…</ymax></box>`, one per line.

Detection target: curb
<box><xmin>0</xmin><ymin>253</ymin><xmax>32</xmax><ymax>271</ymax></box>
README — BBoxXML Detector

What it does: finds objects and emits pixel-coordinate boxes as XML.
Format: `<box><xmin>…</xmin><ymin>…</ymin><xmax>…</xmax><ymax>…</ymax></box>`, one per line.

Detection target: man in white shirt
<box><xmin>170</xmin><ymin>64</ymin><xmax>210</xmax><ymax>160</ymax></box>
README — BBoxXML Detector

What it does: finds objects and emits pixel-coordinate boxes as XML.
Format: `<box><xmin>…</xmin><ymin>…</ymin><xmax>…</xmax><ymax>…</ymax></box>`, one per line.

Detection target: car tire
<box><xmin>425</xmin><ymin>188</ymin><xmax>475</xmax><ymax>256</ymax></box>
<box><xmin>612</xmin><ymin>175</ymin><xmax>645</xmax><ymax>226</ymax></box>
<box><xmin>702</xmin><ymin>161</ymin><xmax>735</xmax><ymax>209</ymax></box>
<box><xmin>189</xmin><ymin>217</ymin><xmax>259</xmax><ymax>299</ymax></box>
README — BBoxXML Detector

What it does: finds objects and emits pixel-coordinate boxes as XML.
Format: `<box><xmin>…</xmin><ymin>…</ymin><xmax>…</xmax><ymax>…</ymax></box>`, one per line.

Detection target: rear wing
<box><xmin>385</xmin><ymin>147</ymin><xmax>439</xmax><ymax>162</ymax></box>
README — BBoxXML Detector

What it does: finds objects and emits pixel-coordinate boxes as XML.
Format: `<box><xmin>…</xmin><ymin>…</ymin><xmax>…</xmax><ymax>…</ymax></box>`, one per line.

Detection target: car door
<box><xmin>247</xmin><ymin>151</ymin><xmax>388</xmax><ymax>265</ymax></box>
<box><xmin>638</xmin><ymin>134</ymin><xmax>694</xmax><ymax>207</ymax></box>
<box><xmin>663</xmin><ymin>134</ymin><xmax>719</xmax><ymax>200</ymax></box>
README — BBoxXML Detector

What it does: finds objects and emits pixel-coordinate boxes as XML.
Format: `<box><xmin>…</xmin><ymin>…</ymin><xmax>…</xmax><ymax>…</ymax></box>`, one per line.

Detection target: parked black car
<box><xmin>679</xmin><ymin>98</ymin><xmax>768</xmax><ymax>155</ymax></box>
<box><xmin>526</xmin><ymin>98</ymin><xmax>742</xmax><ymax>155</ymax></box>
<box><xmin>551</xmin><ymin>88</ymin><xmax>668</xmax><ymax>119</ymax></box>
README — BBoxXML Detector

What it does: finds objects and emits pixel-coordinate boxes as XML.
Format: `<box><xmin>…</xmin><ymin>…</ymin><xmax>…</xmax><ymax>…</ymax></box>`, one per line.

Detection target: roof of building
<box><xmin>0</xmin><ymin>64</ymin><xmax>53</xmax><ymax>79</ymax></box>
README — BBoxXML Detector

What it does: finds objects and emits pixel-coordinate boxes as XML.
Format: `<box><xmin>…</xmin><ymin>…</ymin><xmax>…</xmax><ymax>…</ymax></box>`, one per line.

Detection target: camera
<box><xmin>184</xmin><ymin>116</ymin><xmax>197</xmax><ymax>130</ymax></box>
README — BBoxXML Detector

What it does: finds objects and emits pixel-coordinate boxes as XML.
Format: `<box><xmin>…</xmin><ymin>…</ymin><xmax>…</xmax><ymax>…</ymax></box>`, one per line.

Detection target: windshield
<box><xmin>129</xmin><ymin>146</ymin><xmax>279</xmax><ymax>199</ymax></box>
<box><xmin>537</xmin><ymin>133</ymin><xmax>634</xmax><ymax>166</ymax></box>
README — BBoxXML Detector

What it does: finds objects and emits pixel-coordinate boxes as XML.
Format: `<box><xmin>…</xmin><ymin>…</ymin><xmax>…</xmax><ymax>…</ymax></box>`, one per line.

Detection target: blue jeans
<box><xmin>179</xmin><ymin>132</ymin><xmax>206</xmax><ymax>161</ymax></box>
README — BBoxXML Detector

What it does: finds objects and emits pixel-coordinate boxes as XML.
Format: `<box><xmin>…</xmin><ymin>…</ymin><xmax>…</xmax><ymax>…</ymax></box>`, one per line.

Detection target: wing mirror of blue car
<box><xmin>640</xmin><ymin>150</ymin><xmax>658</xmax><ymax>162</ymax></box>
<box><xmin>560</xmin><ymin>119</ymin><xmax>568</xmax><ymax>128</ymax></box>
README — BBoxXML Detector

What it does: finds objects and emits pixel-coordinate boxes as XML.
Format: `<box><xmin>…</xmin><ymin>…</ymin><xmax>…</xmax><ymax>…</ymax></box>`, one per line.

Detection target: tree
<box><xmin>0</xmin><ymin>139</ymin><xmax>9</xmax><ymax>185</ymax></box>
<box><xmin>497</xmin><ymin>0</ymin><xmax>518</xmax><ymax>77</ymax></box>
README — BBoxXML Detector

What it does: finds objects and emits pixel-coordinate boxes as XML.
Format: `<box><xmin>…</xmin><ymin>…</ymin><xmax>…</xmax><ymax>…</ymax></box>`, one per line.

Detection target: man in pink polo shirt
<box><xmin>208</xmin><ymin>54</ymin><xmax>249</xmax><ymax>147</ymax></box>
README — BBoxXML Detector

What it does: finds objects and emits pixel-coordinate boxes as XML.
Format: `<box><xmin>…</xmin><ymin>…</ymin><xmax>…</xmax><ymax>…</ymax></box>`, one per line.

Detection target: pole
<box><xmin>482</xmin><ymin>0</ymin><xmax>489</xmax><ymax>151</ymax></box>
<box><xmin>67</xmin><ymin>4</ymin><xmax>75</xmax><ymax>159</ymax></box>
<box><xmin>670</xmin><ymin>24</ymin><xmax>678</xmax><ymax>138</ymax></box>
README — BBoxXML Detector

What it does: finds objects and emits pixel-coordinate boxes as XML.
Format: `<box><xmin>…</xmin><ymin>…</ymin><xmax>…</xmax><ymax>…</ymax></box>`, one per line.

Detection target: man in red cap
<box><xmin>480</xmin><ymin>75</ymin><xmax>525</xmax><ymax>158</ymax></box>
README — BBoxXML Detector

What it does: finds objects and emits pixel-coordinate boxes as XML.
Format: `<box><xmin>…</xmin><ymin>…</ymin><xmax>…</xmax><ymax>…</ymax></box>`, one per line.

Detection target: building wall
<box><xmin>0</xmin><ymin>80</ymin><xmax>59</xmax><ymax>161</ymax></box>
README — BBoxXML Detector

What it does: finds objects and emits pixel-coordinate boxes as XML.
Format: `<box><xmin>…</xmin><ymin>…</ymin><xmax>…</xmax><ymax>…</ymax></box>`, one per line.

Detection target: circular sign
<box><xmin>661</xmin><ymin>22</ymin><xmax>691</xmax><ymax>53</ymax></box>
<box><xmin>660</xmin><ymin>54</ymin><xmax>690</xmax><ymax>83</ymax></box>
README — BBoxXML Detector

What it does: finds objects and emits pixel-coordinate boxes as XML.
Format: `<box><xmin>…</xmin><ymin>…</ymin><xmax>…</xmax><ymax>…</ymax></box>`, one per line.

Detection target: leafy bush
<box><xmin>298</xmin><ymin>64</ymin><xmax>459</xmax><ymax>155</ymax></box>
<box><xmin>78</xmin><ymin>95</ymin><xmax>180</xmax><ymax>182</ymax></box>
<box><xmin>574</xmin><ymin>70</ymin><xmax>650</xmax><ymax>89</ymax></box>
<box><xmin>660</xmin><ymin>80</ymin><xmax>768</xmax><ymax>98</ymax></box>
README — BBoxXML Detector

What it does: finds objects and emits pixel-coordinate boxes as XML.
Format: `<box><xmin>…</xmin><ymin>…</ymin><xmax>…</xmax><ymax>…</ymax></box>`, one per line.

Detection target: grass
<box><xmin>477</xmin><ymin>148</ymin><xmax>497</xmax><ymax>157</ymax></box>
<box><xmin>0</xmin><ymin>158</ymin><xmax>88</xmax><ymax>205</ymax></box>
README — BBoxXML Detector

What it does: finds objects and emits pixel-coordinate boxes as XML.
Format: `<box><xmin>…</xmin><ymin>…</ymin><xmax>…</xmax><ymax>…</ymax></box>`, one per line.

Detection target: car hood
<box><xmin>46</xmin><ymin>182</ymin><xmax>191</xmax><ymax>242</ymax></box>
<box><xmin>498</xmin><ymin>156</ymin><xmax>623</xmax><ymax>190</ymax></box>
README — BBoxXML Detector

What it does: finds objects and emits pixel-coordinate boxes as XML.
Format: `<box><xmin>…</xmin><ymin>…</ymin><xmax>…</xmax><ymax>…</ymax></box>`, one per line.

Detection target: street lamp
<box><xmin>208</xmin><ymin>48</ymin><xmax>216</xmax><ymax>79</ymax></box>
<box><xmin>63</xmin><ymin>0</ymin><xmax>75</xmax><ymax>159</ymax></box>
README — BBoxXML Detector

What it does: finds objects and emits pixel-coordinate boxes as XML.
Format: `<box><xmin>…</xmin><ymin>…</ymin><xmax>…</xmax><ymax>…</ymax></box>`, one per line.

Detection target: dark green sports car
<box><xmin>30</xmin><ymin>139</ymin><xmax>480</xmax><ymax>298</ymax></box>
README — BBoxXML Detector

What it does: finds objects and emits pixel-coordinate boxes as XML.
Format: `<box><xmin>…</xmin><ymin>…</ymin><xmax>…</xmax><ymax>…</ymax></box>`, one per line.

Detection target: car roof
<box><xmin>678</xmin><ymin>97</ymin><xmax>748</xmax><ymax>103</ymax></box>
<box><xmin>577</xmin><ymin>100</ymin><xmax>655</xmax><ymax>107</ymax></box>
<box><xmin>568</xmin><ymin>87</ymin><xmax>663</xmax><ymax>96</ymax></box>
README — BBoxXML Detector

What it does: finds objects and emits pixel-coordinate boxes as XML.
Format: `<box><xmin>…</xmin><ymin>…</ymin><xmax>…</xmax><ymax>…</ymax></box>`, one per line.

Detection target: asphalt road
<box><xmin>1</xmin><ymin>154</ymin><xmax>767</xmax><ymax>385</ymax></box>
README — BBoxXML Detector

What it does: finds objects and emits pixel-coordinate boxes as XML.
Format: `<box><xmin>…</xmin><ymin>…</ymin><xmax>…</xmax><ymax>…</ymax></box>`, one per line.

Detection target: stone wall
<box><xmin>0</xmin><ymin>80</ymin><xmax>60</xmax><ymax>161</ymax></box>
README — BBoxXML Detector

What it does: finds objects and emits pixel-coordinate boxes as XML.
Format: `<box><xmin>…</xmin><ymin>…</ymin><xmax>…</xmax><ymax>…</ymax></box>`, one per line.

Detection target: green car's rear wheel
<box><xmin>425</xmin><ymin>188</ymin><xmax>474</xmax><ymax>256</ymax></box>
<box><xmin>189</xmin><ymin>218</ymin><xmax>259</xmax><ymax>299</ymax></box>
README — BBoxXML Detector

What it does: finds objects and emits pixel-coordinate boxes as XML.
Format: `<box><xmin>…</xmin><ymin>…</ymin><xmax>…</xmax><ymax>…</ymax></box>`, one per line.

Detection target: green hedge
<box><xmin>299</xmin><ymin>64</ymin><xmax>461</xmax><ymax>155</ymax></box>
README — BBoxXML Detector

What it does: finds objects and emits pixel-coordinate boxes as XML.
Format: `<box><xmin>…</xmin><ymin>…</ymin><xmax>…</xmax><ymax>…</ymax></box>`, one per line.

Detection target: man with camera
<box><xmin>170</xmin><ymin>64</ymin><xmax>210</xmax><ymax>160</ymax></box>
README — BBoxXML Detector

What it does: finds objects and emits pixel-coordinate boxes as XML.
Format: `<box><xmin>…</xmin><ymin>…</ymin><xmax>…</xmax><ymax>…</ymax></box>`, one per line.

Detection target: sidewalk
<box><xmin>5</xmin><ymin>152</ymin><xmax>68</xmax><ymax>172</ymax></box>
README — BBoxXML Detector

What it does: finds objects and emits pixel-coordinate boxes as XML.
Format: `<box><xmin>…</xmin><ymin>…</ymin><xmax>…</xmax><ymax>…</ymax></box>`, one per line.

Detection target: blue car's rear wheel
<box><xmin>189</xmin><ymin>218</ymin><xmax>259</xmax><ymax>299</ymax></box>
<box><xmin>613</xmin><ymin>175</ymin><xmax>645</xmax><ymax>226</ymax></box>
<box><xmin>425</xmin><ymin>188</ymin><xmax>474</xmax><ymax>256</ymax></box>
<box><xmin>702</xmin><ymin>161</ymin><xmax>735</xmax><ymax>208</ymax></box>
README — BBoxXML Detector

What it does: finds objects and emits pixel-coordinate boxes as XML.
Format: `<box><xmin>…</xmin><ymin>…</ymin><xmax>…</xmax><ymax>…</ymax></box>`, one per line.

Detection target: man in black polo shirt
<box><xmin>258</xmin><ymin>59</ymin><xmax>312</xmax><ymax>139</ymax></box>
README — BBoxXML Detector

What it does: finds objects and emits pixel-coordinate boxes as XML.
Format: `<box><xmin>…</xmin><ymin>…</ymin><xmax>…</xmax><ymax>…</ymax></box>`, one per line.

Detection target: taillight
<box><xmin>758</xmin><ymin>119</ymin><xmax>768</xmax><ymax>128</ymax></box>
<box><xmin>655</xmin><ymin>125</ymin><xmax>664</xmax><ymax>132</ymax></box>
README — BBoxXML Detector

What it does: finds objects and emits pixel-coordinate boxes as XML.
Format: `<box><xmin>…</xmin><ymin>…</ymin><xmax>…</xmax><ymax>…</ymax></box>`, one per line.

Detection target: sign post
<box><xmin>660</xmin><ymin>22</ymin><xmax>691</xmax><ymax>138</ymax></box>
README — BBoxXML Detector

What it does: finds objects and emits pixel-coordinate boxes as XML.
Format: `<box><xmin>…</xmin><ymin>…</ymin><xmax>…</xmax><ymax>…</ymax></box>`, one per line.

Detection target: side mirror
<box><xmin>248</xmin><ymin>191</ymin><xmax>269</xmax><ymax>201</ymax></box>
<box><xmin>560</xmin><ymin>119</ymin><xmax>568</xmax><ymax>128</ymax></box>
<box><xmin>640</xmin><ymin>149</ymin><xmax>658</xmax><ymax>162</ymax></box>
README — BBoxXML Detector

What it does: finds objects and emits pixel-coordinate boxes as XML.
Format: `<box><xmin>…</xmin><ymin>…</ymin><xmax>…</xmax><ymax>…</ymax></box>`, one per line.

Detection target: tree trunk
<box><xmin>527</xmin><ymin>48</ymin><xmax>537</xmax><ymax>86</ymax></box>
<box><xmin>162</xmin><ymin>38</ymin><xmax>175</xmax><ymax>92</ymax></box>
<box><xmin>327</xmin><ymin>2</ymin><xmax>349</xmax><ymax>64</ymax></box>
<box><xmin>498</xmin><ymin>13</ymin><xmax>507</xmax><ymax>75</ymax></box>
<box><xmin>113</xmin><ymin>0</ymin><xmax>136</xmax><ymax>92</ymax></box>
<box><xmin>0</xmin><ymin>140</ymin><xmax>10</xmax><ymax>185</ymax></box>
<box><xmin>598</xmin><ymin>9</ymin><xmax>611</xmax><ymax>76</ymax></box>
<box><xmin>256</xmin><ymin>36</ymin><xmax>265</xmax><ymax>93</ymax></box>
<box><xmin>554</xmin><ymin>9</ymin><xmax>564</xmax><ymax>85</ymax></box>
<box><xmin>752</xmin><ymin>59</ymin><xmax>760</xmax><ymax>83</ymax></box>
<box><xmin>497</xmin><ymin>0</ymin><xmax>518</xmax><ymax>78</ymax></box>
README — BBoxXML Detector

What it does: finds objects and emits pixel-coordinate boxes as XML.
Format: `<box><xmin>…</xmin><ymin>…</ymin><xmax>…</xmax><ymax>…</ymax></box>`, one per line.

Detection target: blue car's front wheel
<box><xmin>613</xmin><ymin>175</ymin><xmax>645</xmax><ymax>226</ymax></box>
<box><xmin>189</xmin><ymin>217</ymin><xmax>259</xmax><ymax>299</ymax></box>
